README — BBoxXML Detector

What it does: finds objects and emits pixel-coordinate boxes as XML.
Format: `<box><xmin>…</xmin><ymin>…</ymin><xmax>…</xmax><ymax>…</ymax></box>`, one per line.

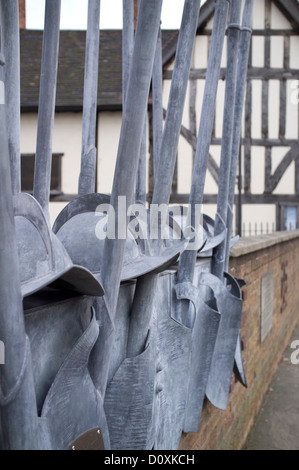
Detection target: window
<box><xmin>277</xmin><ymin>204</ymin><xmax>299</xmax><ymax>231</ymax></box>
<box><xmin>284</xmin><ymin>206</ymin><xmax>297</xmax><ymax>230</ymax></box>
<box><xmin>21</xmin><ymin>153</ymin><xmax>63</xmax><ymax>196</ymax></box>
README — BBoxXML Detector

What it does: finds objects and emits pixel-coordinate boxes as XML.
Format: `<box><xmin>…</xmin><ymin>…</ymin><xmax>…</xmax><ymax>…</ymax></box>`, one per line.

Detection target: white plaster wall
<box><xmin>290</xmin><ymin>36</ymin><xmax>299</xmax><ymax>68</ymax></box>
<box><xmin>250</xmin><ymin>147</ymin><xmax>264</xmax><ymax>194</ymax></box>
<box><xmin>195</xmin><ymin>79</ymin><xmax>206</xmax><ymax>130</ymax></box>
<box><xmin>20</xmin><ymin>112</ymin><xmax>38</xmax><ymax>153</ymax></box>
<box><xmin>193</xmin><ymin>34</ymin><xmax>208</xmax><ymax>68</ymax></box>
<box><xmin>286</xmin><ymin>80</ymin><xmax>299</xmax><ymax>139</ymax></box>
<box><xmin>270</xmin><ymin>36</ymin><xmax>284</xmax><ymax>68</ymax></box>
<box><xmin>202</xmin><ymin>203</ymin><xmax>217</xmax><ymax>222</ymax></box>
<box><xmin>53</xmin><ymin>112</ymin><xmax>82</xmax><ymax>194</ymax></box>
<box><xmin>177</xmin><ymin>136</ymin><xmax>193</xmax><ymax>194</ymax></box>
<box><xmin>204</xmin><ymin>145</ymin><xmax>221</xmax><ymax>195</ymax></box>
<box><xmin>272</xmin><ymin>147</ymin><xmax>295</xmax><ymax>195</ymax></box>
<box><xmin>251</xmin><ymin>36</ymin><xmax>264</xmax><ymax>67</ymax></box>
<box><xmin>214</xmin><ymin>79</ymin><xmax>225</xmax><ymax>139</ymax></box>
<box><xmin>251</xmin><ymin>80</ymin><xmax>262</xmax><ymax>139</ymax></box>
<box><xmin>21</xmin><ymin>111</ymin><xmax>85</xmax><ymax>195</ymax></box>
<box><xmin>271</xmin><ymin>3</ymin><xmax>292</xmax><ymax>29</ymax></box>
<box><xmin>268</xmin><ymin>80</ymin><xmax>280</xmax><ymax>139</ymax></box>
<box><xmin>97</xmin><ymin>111</ymin><xmax>122</xmax><ymax>194</ymax></box>
<box><xmin>49</xmin><ymin>201</ymin><xmax>68</xmax><ymax>228</ymax></box>
<box><xmin>21</xmin><ymin>112</ymin><xmax>83</xmax><ymax>226</ymax></box>
<box><xmin>242</xmin><ymin>204</ymin><xmax>276</xmax><ymax>235</ymax></box>
<box><xmin>252</xmin><ymin>0</ymin><xmax>265</xmax><ymax>29</ymax></box>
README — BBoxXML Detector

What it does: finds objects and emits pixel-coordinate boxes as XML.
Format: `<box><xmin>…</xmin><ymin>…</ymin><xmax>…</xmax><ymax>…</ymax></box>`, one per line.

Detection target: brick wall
<box><xmin>179</xmin><ymin>230</ymin><xmax>299</xmax><ymax>450</ymax></box>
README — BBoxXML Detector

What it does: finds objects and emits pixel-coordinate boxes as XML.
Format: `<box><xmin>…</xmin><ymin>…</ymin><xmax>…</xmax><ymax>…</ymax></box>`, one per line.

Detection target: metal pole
<box><xmin>135</xmin><ymin>0</ymin><xmax>148</xmax><ymax>205</ymax></box>
<box><xmin>135</xmin><ymin>119</ymin><xmax>147</xmax><ymax>204</ymax></box>
<box><xmin>176</xmin><ymin>0</ymin><xmax>230</xmax><ymax>326</ymax></box>
<box><xmin>123</xmin><ymin>0</ymin><xmax>148</xmax><ymax>205</ymax></box>
<box><xmin>211</xmin><ymin>0</ymin><xmax>242</xmax><ymax>281</ymax></box>
<box><xmin>152</xmin><ymin>0</ymin><xmax>202</xmax><ymax>210</ymax></box>
<box><xmin>0</xmin><ymin>0</ymin><xmax>21</xmax><ymax>195</ymax></box>
<box><xmin>122</xmin><ymin>0</ymin><xmax>134</xmax><ymax>106</ymax></box>
<box><xmin>204</xmin><ymin>0</ymin><xmax>252</xmax><ymax>409</ymax></box>
<box><xmin>78</xmin><ymin>0</ymin><xmax>101</xmax><ymax>196</ymax></box>
<box><xmin>126</xmin><ymin>0</ymin><xmax>202</xmax><ymax>355</ymax></box>
<box><xmin>126</xmin><ymin>273</ymin><xmax>157</xmax><ymax>357</ymax></box>
<box><xmin>101</xmin><ymin>0</ymin><xmax>163</xmax><ymax>319</ymax></box>
<box><xmin>224</xmin><ymin>0</ymin><xmax>254</xmax><ymax>269</ymax></box>
<box><xmin>0</xmin><ymin>56</ymin><xmax>40</xmax><ymax>450</ymax></box>
<box><xmin>152</xmin><ymin>26</ymin><xmax>163</xmax><ymax>180</ymax></box>
<box><xmin>33</xmin><ymin>0</ymin><xmax>61</xmax><ymax>222</ymax></box>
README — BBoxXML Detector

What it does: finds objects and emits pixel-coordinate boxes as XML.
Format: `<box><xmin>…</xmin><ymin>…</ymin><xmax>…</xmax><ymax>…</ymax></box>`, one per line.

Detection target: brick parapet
<box><xmin>179</xmin><ymin>231</ymin><xmax>299</xmax><ymax>450</ymax></box>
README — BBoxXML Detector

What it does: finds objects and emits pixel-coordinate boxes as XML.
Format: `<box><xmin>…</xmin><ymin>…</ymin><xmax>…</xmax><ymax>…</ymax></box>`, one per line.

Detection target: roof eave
<box><xmin>273</xmin><ymin>0</ymin><xmax>299</xmax><ymax>30</ymax></box>
<box><xmin>21</xmin><ymin>104</ymin><xmax>123</xmax><ymax>113</ymax></box>
<box><xmin>162</xmin><ymin>0</ymin><xmax>216</xmax><ymax>67</ymax></box>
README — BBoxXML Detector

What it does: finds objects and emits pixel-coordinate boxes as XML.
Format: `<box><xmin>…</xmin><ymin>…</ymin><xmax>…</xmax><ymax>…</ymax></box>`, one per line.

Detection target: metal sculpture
<box><xmin>202</xmin><ymin>0</ymin><xmax>244</xmax><ymax>411</ymax></box>
<box><xmin>0</xmin><ymin>0</ymin><xmax>108</xmax><ymax>450</ymax></box>
<box><xmin>177</xmin><ymin>0</ymin><xmax>231</xmax><ymax>432</ymax></box>
<box><xmin>205</xmin><ymin>0</ymin><xmax>254</xmax><ymax>411</ymax></box>
<box><xmin>0</xmin><ymin>0</ymin><xmax>253</xmax><ymax>450</ymax></box>
<box><xmin>0</xmin><ymin>36</ymin><xmax>40</xmax><ymax>451</ymax></box>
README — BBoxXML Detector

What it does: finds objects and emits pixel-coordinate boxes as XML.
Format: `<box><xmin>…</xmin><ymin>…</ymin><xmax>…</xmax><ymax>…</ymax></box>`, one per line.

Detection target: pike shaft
<box><xmin>33</xmin><ymin>0</ymin><xmax>61</xmax><ymax>222</ymax></box>
<box><xmin>211</xmin><ymin>0</ymin><xmax>242</xmax><ymax>281</ymax></box>
<box><xmin>224</xmin><ymin>0</ymin><xmax>254</xmax><ymax>271</ymax></box>
<box><xmin>152</xmin><ymin>0</ymin><xmax>202</xmax><ymax>209</ymax></box>
<box><xmin>101</xmin><ymin>0</ymin><xmax>162</xmax><ymax>318</ymax></box>
<box><xmin>176</xmin><ymin>0</ymin><xmax>230</xmax><ymax>324</ymax></box>
<box><xmin>78</xmin><ymin>0</ymin><xmax>101</xmax><ymax>197</ymax></box>
<box><xmin>0</xmin><ymin>60</ymin><xmax>39</xmax><ymax>450</ymax></box>
<box><xmin>152</xmin><ymin>27</ymin><xmax>163</xmax><ymax>177</ymax></box>
<box><xmin>0</xmin><ymin>0</ymin><xmax>21</xmax><ymax>195</ymax></box>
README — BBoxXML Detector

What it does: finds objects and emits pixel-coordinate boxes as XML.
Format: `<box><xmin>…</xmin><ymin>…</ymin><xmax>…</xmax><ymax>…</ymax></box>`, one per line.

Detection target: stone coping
<box><xmin>230</xmin><ymin>230</ymin><xmax>299</xmax><ymax>257</ymax></box>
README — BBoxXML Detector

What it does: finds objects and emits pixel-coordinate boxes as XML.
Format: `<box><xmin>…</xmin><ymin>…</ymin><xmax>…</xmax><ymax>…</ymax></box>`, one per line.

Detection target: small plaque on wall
<box><xmin>260</xmin><ymin>270</ymin><xmax>274</xmax><ymax>342</ymax></box>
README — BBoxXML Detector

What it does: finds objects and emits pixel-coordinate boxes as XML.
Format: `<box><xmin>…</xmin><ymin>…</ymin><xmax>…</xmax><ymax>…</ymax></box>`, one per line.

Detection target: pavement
<box><xmin>242</xmin><ymin>320</ymin><xmax>299</xmax><ymax>450</ymax></box>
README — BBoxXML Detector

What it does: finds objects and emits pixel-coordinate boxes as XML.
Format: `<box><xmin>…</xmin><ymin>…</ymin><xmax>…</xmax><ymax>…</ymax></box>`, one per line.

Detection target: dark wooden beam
<box><xmin>262</xmin><ymin>79</ymin><xmax>269</xmax><ymax>138</ymax></box>
<box><xmin>266</xmin><ymin>145</ymin><xmax>299</xmax><ymax>193</ymax></box>
<box><xmin>168</xmin><ymin>192</ymin><xmax>299</xmax><ymax>205</ymax></box>
<box><xmin>244</xmin><ymin>79</ymin><xmax>251</xmax><ymax>194</ymax></box>
<box><xmin>250</xmin><ymin>28</ymin><xmax>298</xmax><ymax>36</ymax></box>
<box><xmin>52</xmin><ymin>191</ymin><xmax>299</xmax><ymax>206</ymax></box>
<box><xmin>201</xmin><ymin>28</ymin><xmax>299</xmax><ymax>36</ymax></box>
<box><xmin>264</xmin><ymin>147</ymin><xmax>272</xmax><ymax>193</ymax></box>
<box><xmin>209</xmin><ymin>137</ymin><xmax>299</xmax><ymax>147</ymax></box>
<box><xmin>164</xmin><ymin>67</ymin><xmax>299</xmax><ymax>81</ymax></box>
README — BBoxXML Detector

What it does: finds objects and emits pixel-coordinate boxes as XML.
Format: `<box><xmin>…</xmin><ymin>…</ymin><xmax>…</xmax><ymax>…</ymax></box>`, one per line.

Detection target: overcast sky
<box><xmin>25</xmin><ymin>0</ymin><xmax>207</xmax><ymax>30</ymax></box>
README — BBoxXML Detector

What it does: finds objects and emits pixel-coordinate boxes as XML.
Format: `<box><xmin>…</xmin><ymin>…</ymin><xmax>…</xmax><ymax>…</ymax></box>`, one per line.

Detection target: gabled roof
<box><xmin>20</xmin><ymin>0</ymin><xmax>299</xmax><ymax>111</ymax></box>
<box><xmin>159</xmin><ymin>0</ymin><xmax>216</xmax><ymax>66</ymax></box>
<box><xmin>274</xmin><ymin>0</ymin><xmax>299</xmax><ymax>29</ymax></box>
<box><xmin>20</xmin><ymin>28</ymin><xmax>178</xmax><ymax>111</ymax></box>
<box><xmin>193</xmin><ymin>0</ymin><xmax>299</xmax><ymax>34</ymax></box>
<box><xmin>20</xmin><ymin>0</ymin><xmax>215</xmax><ymax>111</ymax></box>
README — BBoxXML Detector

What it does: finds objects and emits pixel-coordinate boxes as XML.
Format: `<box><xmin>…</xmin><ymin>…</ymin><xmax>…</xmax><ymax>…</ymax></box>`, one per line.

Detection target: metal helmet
<box><xmin>167</xmin><ymin>206</ymin><xmax>227</xmax><ymax>256</ymax></box>
<box><xmin>52</xmin><ymin>194</ymin><xmax>187</xmax><ymax>283</ymax></box>
<box><xmin>14</xmin><ymin>193</ymin><xmax>104</xmax><ymax>298</ymax></box>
